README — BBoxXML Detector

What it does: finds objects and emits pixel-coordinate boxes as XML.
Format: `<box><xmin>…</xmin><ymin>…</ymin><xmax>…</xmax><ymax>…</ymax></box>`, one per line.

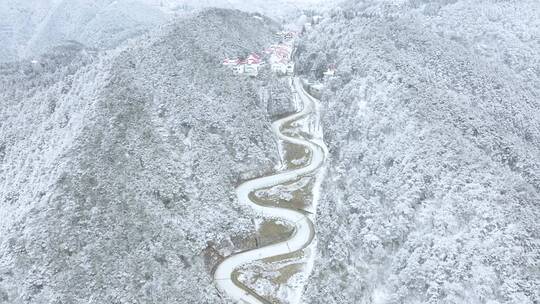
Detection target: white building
<box><xmin>223</xmin><ymin>54</ymin><xmax>263</xmax><ymax>77</ymax></box>
<box><xmin>244</xmin><ymin>64</ymin><xmax>260</xmax><ymax>77</ymax></box>
<box><xmin>323</xmin><ymin>69</ymin><xmax>335</xmax><ymax>77</ymax></box>
<box><xmin>271</xmin><ymin>62</ymin><xmax>287</xmax><ymax>75</ymax></box>
<box><xmin>232</xmin><ymin>65</ymin><xmax>244</xmax><ymax>75</ymax></box>
<box><xmin>323</xmin><ymin>64</ymin><xmax>337</xmax><ymax>77</ymax></box>
<box><xmin>271</xmin><ymin>61</ymin><xmax>294</xmax><ymax>76</ymax></box>
<box><xmin>245</xmin><ymin>54</ymin><xmax>262</xmax><ymax>77</ymax></box>
<box><xmin>286</xmin><ymin>62</ymin><xmax>295</xmax><ymax>75</ymax></box>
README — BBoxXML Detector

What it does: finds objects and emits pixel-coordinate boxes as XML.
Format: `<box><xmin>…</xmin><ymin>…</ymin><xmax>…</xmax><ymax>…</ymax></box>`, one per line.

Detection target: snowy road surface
<box><xmin>214</xmin><ymin>77</ymin><xmax>327</xmax><ymax>303</ymax></box>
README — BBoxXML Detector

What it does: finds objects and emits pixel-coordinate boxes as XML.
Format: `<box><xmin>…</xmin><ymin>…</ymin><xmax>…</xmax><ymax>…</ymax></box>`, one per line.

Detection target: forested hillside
<box><xmin>296</xmin><ymin>0</ymin><xmax>540</xmax><ymax>303</ymax></box>
<box><xmin>0</xmin><ymin>9</ymin><xmax>286</xmax><ymax>303</ymax></box>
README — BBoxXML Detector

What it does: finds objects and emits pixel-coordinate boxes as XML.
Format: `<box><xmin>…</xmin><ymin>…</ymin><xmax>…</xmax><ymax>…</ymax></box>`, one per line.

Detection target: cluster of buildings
<box><xmin>264</xmin><ymin>41</ymin><xmax>294</xmax><ymax>76</ymax></box>
<box><xmin>222</xmin><ymin>31</ymin><xmax>298</xmax><ymax>77</ymax></box>
<box><xmin>222</xmin><ymin>53</ymin><xmax>263</xmax><ymax>77</ymax></box>
<box><xmin>222</xmin><ymin>21</ymin><xmax>331</xmax><ymax>79</ymax></box>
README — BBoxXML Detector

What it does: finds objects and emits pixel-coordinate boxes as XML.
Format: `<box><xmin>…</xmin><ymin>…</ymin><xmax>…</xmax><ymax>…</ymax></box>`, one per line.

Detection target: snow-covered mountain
<box><xmin>0</xmin><ymin>9</ymin><xmax>291</xmax><ymax>303</ymax></box>
<box><xmin>2</xmin><ymin>0</ymin><xmax>538</xmax><ymax>303</ymax></box>
<box><xmin>0</xmin><ymin>0</ymin><xmax>168</xmax><ymax>62</ymax></box>
<box><xmin>0</xmin><ymin>0</ymin><xmax>333</xmax><ymax>63</ymax></box>
<box><xmin>296</xmin><ymin>0</ymin><xmax>540</xmax><ymax>303</ymax></box>
<box><xmin>155</xmin><ymin>0</ymin><xmax>334</xmax><ymax>17</ymax></box>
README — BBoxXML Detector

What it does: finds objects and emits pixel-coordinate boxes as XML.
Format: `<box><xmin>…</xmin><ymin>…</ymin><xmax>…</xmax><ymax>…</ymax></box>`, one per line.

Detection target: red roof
<box><xmin>247</xmin><ymin>54</ymin><xmax>262</xmax><ymax>64</ymax></box>
<box><xmin>223</xmin><ymin>58</ymin><xmax>241</xmax><ymax>65</ymax></box>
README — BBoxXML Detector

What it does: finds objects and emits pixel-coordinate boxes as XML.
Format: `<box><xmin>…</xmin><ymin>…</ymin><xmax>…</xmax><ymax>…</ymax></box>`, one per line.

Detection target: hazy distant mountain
<box><xmin>156</xmin><ymin>0</ymin><xmax>334</xmax><ymax>17</ymax></box>
<box><xmin>0</xmin><ymin>0</ymin><xmax>167</xmax><ymax>62</ymax></box>
<box><xmin>297</xmin><ymin>0</ymin><xmax>540</xmax><ymax>303</ymax></box>
<box><xmin>0</xmin><ymin>0</ymin><xmax>333</xmax><ymax>63</ymax></box>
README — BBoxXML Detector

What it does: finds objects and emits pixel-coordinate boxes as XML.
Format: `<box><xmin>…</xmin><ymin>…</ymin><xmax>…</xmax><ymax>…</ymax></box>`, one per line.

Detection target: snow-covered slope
<box><xmin>296</xmin><ymin>0</ymin><xmax>540</xmax><ymax>303</ymax></box>
<box><xmin>0</xmin><ymin>0</ymin><xmax>167</xmax><ymax>62</ymax></box>
<box><xmin>0</xmin><ymin>9</ymin><xmax>286</xmax><ymax>303</ymax></box>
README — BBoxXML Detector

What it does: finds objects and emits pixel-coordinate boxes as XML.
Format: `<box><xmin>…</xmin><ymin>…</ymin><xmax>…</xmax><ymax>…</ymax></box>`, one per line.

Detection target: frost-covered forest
<box><xmin>296</xmin><ymin>0</ymin><xmax>539</xmax><ymax>303</ymax></box>
<box><xmin>0</xmin><ymin>8</ymin><xmax>295</xmax><ymax>303</ymax></box>
<box><xmin>1</xmin><ymin>0</ymin><xmax>539</xmax><ymax>303</ymax></box>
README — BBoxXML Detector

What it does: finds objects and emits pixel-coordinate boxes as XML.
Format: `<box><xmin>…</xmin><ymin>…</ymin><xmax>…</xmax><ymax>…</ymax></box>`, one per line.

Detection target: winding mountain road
<box><xmin>214</xmin><ymin>77</ymin><xmax>328</xmax><ymax>303</ymax></box>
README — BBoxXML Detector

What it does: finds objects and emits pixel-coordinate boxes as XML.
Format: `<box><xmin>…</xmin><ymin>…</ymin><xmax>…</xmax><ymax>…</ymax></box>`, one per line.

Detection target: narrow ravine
<box><xmin>214</xmin><ymin>77</ymin><xmax>328</xmax><ymax>303</ymax></box>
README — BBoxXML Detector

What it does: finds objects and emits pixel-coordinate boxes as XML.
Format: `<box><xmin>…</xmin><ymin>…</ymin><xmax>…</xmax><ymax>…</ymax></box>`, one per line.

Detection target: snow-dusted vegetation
<box><xmin>296</xmin><ymin>0</ymin><xmax>539</xmax><ymax>303</ymax></box>
<box><xmin>0</xmin><ymin>9</ymin><xmax>292</xmax><ymax>303</ymax></box>
<box><xmin>2</xmin><ymin>0</ymin><xmax>539</xmax><ymax>303</ymax></box>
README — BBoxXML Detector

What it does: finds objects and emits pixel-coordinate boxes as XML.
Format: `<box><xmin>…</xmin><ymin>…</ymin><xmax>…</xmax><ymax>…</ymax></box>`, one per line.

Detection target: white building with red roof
<box><xmin>223</xmin><ymin>58</ymin><xmax>240</xmax><ymax>67</ymax></box>
<box><xmin>268</xmin><ymin>43</ymin><xmax>294</xmax><ymax>76</ymax></box>
<box><xmin>323</xmin><ymin>64</ymin><xmax>337</xmax><ymax>77</ymax></box>
<box><xmin>246</xmin><ymin>53</ymin><xmax>262</xmax><ymax>65</ymax></box>
<box><xmin>223</xmin><ymin>53</ymin><xmax>263</xmax><ymax>77</ymax></box>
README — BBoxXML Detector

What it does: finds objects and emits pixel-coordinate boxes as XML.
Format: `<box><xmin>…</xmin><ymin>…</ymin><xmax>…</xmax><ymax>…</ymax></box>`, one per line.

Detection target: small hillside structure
<box><xmin>275</xmin><ymin>31</ymin><xmax>297</xmax><ymax>40</ymax></box>
<box><xmin>232</xmin><ymin>64</ymin><xmax>245</xmax><ymax>75</ymax></box>
<box><xmin>271</xmin><ymin>62</ymin><xmax>287</xmax><ymax>75</ymax></box>
<box><xmin>286</xmin><ymin>62</ymin><xmax>295</xmax><ymax>75</ymax></box>
<box><xmin>244</xmin><ymin>63</ymin><xmax>260</xmax><ymax>77</ymax></box>
<box><xmin>323</xmin><ymin>64</ymin><xmax>337</xmax><ymax>77</ymax></box>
